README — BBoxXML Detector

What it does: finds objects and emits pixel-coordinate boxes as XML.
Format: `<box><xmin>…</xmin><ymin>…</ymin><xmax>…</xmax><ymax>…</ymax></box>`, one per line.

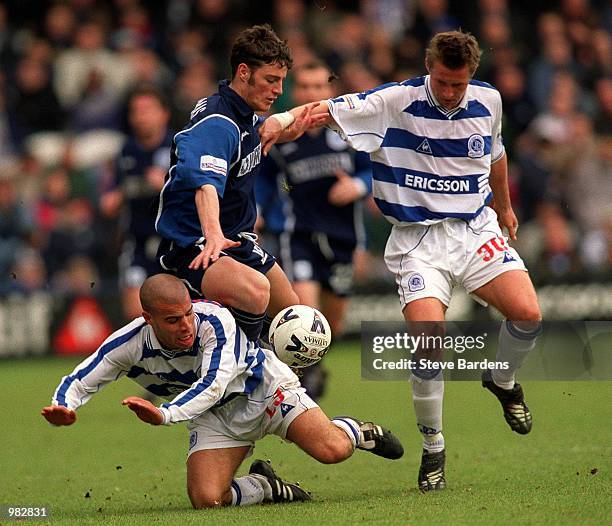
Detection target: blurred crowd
<box><xmin>0</xmin><ymin>0</ymin><xmax>610</xmax><ymax>299</ymax></box>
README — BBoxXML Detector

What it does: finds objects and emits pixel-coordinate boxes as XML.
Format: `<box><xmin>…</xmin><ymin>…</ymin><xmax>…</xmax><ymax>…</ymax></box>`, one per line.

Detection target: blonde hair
<box><xmin>425</xmin><ymin>31</ymin><xmax>482</xmax><ymax>75</ymax></box>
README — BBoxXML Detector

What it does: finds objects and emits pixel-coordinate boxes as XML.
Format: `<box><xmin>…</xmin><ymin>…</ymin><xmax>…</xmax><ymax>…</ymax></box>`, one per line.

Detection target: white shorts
<box><xmin>384</xmin><ymin>207</ymin><xmax>527</xmax><ymax>308</ymax></box>
<box><xmin>187</xmin><ymin>350</ymin><xmax>318</xmax><ymax>457</ymax></box>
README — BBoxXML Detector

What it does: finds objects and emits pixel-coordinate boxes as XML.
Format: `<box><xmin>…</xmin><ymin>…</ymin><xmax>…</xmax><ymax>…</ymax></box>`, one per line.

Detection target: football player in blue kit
<box><xmin>257</xmin><ymin>61</ymin><xmax>372</xmax><ymax>398</ymax></box>
<box><xmin>155</xmin><ymin>25</ymin><xmax>322</xmax><ymax>342</ymax></box>
<box><xmin>101</xmin><ymin>87</ymin><xmax>173</xmax><ymax>321</ymax></box>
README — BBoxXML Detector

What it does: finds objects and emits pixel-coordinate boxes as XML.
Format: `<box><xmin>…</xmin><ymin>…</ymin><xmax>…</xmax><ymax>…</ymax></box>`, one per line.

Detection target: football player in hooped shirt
<box><xmin>42</xmin><ymin>274</ymin><xmax>404</xmax><ymax>509</ymax></box>
<box><xmin>261</xmin><ymin>31</ymin><xmax>542</xmax><ymax>492</ymax></box>
<box><xmin>155</xmin><ymin>24</ymin><xmax>322</xmax><ymax>341</ymax></box>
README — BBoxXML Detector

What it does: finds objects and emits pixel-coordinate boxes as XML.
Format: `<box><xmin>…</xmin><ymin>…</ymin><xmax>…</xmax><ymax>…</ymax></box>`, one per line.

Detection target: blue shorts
<box><xmin>280</xmin><ymin>230</ymin><xmax>355</xmax><ymax>297</ymax></box>
<box><xmin>156</xmin><ymin>235</ymin><xmax>276</xmax><ymax>298</ymax></box>
<box><xmin>119</xmin><ymin>236</ymin><xmax>163</xmax><ymax>288</ymax></box>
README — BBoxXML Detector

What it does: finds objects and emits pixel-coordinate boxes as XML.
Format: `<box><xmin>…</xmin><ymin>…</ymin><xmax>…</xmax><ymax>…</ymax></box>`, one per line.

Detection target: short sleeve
<box><xmin>327</xmin><ymin>83</ymin><xmax>408</xmax><ymax>153</ymax></box>
<box><xmin>491</xmin><ymin>92</ymin><xmax>505</xmax><ymax>163</ymax></box>
<box><xmin>170</xmin><ymin>115</ymin><xmax>240</xmax><ymax>197</ymax></box>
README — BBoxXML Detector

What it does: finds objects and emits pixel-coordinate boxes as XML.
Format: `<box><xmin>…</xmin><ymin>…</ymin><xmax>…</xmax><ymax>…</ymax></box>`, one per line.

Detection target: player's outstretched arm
<box><xmin>41</xmin><ymin>405</ymin><xmax>77</xmax><ymax>426</ymax></box>
<box><xmin>122</xmin><ymin>397</ymin><xmax>164</xmax><ymax>426</ymax></box>
<box><xmin>260</xmin><ymin>102</ymin><xmax>331</xmax><ymax>156</ymax></box>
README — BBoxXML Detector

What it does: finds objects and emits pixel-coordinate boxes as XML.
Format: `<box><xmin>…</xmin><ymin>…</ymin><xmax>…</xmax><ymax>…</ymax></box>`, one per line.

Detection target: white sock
<box><xmin>230</xmin><ymin>475</ymin><xmax>268</xmax><ymax>506</ymax></box>
<box><xmin>411</xmin><ymin>373</ymin><xmax>444</xmax><ymax>452</ymax></box>
<box><xmin>331</xmin><ymin>417</ymin><xmax>361</xmax><ymax>450</ymax></box>
<box><xmin>492</xmin><ymin>321</ymin><xmax>541</xmax><ymax>390</ymax></box>
<box><xmin>423</xmin><ymin>432</ymin><xmax>445</xmax><ymax>453</ymax></box>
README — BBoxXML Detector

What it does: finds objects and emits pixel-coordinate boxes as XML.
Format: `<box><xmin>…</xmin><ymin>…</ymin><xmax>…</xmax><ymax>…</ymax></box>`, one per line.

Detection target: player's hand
<box><xmin>496</xmin><ymin>206</ymin><xmax>519</xmax><ymax>241</ymax></box>
<box><xmin>328</xmin><ymin>170</ymin><xmax>364</xmax><ymax>206</ymax></box>
<box><xmin>281</xmin><ymin>102</ymin><xmax>327</xmax><ymax>143</ymax></box>
<box><xmin>41</xmin><ymin>405</ymin><xmax>77</xmax><ymax>426</ymax></box>
<box><xmin>259</xmin><ymin>114</ymin><xmax>284</xmax><ymax>155</ymax></box>
<box><xmin>122</xmin><ymin>397</ymin><xmax>164</xmax><ymax>426</ymax></box>
<box><xmin>259</xmin><ymin>103</ymin><xmax>326</xmax><ymax>156</ymax></box>
<box><xmin>188</xmin><ymin>234</ymin><xmax>240</xmax><ymax>270</ymax></box>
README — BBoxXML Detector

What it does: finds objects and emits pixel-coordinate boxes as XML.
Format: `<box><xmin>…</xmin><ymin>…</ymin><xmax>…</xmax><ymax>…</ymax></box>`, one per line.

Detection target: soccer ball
<box><xmin>269</xmin><ymin>305</ymin><xmax>332</xmax><ymax>368</ymax></box>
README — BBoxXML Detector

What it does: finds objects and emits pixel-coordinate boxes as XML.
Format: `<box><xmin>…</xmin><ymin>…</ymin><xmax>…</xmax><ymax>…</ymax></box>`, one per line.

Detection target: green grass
<box><xmin>1</xmin><ymin>342</ymin><xmax>610</xmax><ymax>525</ymax></box>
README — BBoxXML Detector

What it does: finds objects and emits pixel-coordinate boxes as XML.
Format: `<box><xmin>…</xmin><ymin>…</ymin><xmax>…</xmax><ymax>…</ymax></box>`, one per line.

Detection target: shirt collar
<box><xmin>146</xmin><ymin>319</ymin><xmax>197</xmax><ymax>358</ymax></box>
<box><xmin>424</xmin><ymin>75</ymin><xmax>470</xmax><ymax>114</ymax></box>
<box><xmin>147</xmin><ymin>327</ymin><xmax>166</xmax><ymax>352</ymax></box>
<box><xmin>219</xmin><ymin>79</ymin><xmax>255</xmax><ymax>119</ymax></box>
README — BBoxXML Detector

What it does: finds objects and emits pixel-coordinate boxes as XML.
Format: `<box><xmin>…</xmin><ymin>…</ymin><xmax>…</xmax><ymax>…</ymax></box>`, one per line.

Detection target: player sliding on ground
<box><xmin>41</xmin><ymin>274</ymin><xmax>403</xmax><ymax>509</ymax></box>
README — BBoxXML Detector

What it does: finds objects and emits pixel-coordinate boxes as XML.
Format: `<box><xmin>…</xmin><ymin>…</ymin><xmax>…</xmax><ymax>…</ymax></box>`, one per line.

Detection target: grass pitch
<box><xmin>1</xmin><ymin>341</ymin><xmax>610</xmax><ymax>525</ymax></box>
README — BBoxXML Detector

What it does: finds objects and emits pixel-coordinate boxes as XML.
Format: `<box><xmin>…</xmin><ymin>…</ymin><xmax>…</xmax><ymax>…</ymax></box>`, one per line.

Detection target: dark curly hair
<box><xmin>230</xmin><ymin>24</ymin><xmax>293</xmax><ymax>78</ymax></box>
<box><xmin>425</xmin><ymin>31</ymin><xmax>482</xmax><ymax>75</ymax></box>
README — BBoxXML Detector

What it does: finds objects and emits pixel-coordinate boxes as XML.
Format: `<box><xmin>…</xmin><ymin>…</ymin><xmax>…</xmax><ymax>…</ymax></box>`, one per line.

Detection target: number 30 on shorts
<box><xmin>477</xmin><ymin>237</ymin><xmax>509</xmax><ymax>262</ymax></box>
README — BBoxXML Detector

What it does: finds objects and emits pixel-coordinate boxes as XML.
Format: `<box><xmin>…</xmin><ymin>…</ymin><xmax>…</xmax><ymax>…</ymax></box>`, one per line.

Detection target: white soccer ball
<box><xmin>269</xmin><ymin>305</ymin><xmax>332</xmax><ymax>368</ymax></box>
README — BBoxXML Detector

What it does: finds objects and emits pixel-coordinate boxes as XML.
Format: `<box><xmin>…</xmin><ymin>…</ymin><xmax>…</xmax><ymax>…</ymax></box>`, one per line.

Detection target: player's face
<box><xmin>292</xmin><ymin>67</ymin><xmax>334</xmax><ymax>106</ymax></box>
<box><xmin>243</xmin><ymin>63</ymin><xmax>288</xmax><ymax>112</ymax></box>
<box><xmin>129</xmin><ymin>95</ymin><xmax>169</xmax><ymax>140</ymax></box>
<box><xmin>427</xmin><ymin>61</ymin><xmax>471</xmax><ymax>110</ymax></box>
<box><xmin>145</xmin><ymin>298</ymin><xmax>195</xmax><ymax>350</ymax></box>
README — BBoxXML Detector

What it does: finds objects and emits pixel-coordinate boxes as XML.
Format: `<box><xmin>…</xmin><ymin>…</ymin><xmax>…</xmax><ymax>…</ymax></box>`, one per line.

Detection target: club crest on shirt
<box><xmin>467</xmin><ymin>134</ymin><xmax>485</xmax><ymax>158</ymax></box>
<box><xmin>408</xmin><ymin>273</ymin><xmax>425</xmax><ymax>292</ymax></box>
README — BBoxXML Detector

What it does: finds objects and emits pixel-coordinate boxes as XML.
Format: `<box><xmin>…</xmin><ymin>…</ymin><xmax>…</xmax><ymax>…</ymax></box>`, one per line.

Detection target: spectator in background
<box><xmin>8</xmin><ymin>247</ymin><xmax>47</xmax><ymax>295</ymax></box>
<box><xmin>0</xmin><ymin>171</ymin><xmax>35</xmax><ymax>295</ymax></box>
<box><xmin>565</xmin><ymin>114</ymin><xmax>612</xmax><ymax>273</ymax></box>
<box><xmin>124</xmin><ymin>47</ymin><xmax>175</xmax><ymax>95</ymax></box>
<box><xmin>494</xmin><ymin>64</ymin><xmax>535</xmax><ymax>156</ymax></box>
<box><xmin>53</xmin><ymin>20</ymin><xmax>133</xmax><ymax>112</ymax></box>
<box><xmin>52</xmin><ymin>254</ymin><xmax>100</xmax><ymax>297</ymax></box>
<box><xmin>100</xmin><ymin>86</ymin><xmax>172</xmax><ymax>321</ymax></box>
<box><xmin>43</xmin><ymin>197</ymin><xmax>103</xmax><ymax>287</ymax></box>
<box><xmin>110</xmin><ymin>2</ymin><xmax>157</xmax><ymax>51</ymax></box>
<box><xmin>7</xmin><ymin>56</ymin><xmax>65</xmax><ymax>148</ymax></box>
<box><xmin>477</xmin><ymin>13</ymin><xmax>514</xmax><ymax>80</ymax></box>
<box><xmin>411</xmin><ymin>0</ymin><xmax>460</xmax><ymax>46</ymax></box>
<box><xmin>0</xmin><ymin>73</ymin><xmax>17</xmax><ymax>161</ymax></box>
<box><xmin>43</xmin><ymin>2</ymin><xmax>77</xmax><ymax>50</ymax></box>
<box><xmin>0</xmin><ymin>2</ymin><xmax>18</xmax><ymax>71</ymax></box>
<box><xmin>323</xmin><ymin>14</ymin><xmax>371</xmax><ymax>77</ymax></box>
<box><xmin>593</xmin><ymin>77</ymin><xmax>612</xmax><ymax>136</ymax></box>
<box><xmin>528</xmin><ymin>24</ymin><xmax>580</xmax><ymax>112</ymax></box>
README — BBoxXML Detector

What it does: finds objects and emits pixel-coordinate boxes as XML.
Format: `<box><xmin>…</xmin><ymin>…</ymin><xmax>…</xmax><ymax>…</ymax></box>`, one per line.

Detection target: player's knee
<box><xmin>313</xmin><ymin>436</ymin><xmax>353</xmax><ymax>464</ymax></box>
<box><xmin>511</xmin><ymin>303</ymin><xmax>542</xmax><ymax>323</ymax></box>
<box><xmin>247</xmin><ymin>277</ymin><xmax>270</xmax><ymax>312</ymax></box>
<box><xmin>189</xmin><ymin>487</ymin><xmax>226</xmax><ymax>509</ymax></box>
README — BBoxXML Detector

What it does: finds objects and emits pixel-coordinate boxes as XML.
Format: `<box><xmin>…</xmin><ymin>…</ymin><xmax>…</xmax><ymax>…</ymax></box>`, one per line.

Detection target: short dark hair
<box><xmin>425</xmin><ymin>31</ymin><xmax>482</xmax><ymax>75</ymax></box>
<box><xmin>230</xmin><ymin>24</ymin><xmax>293</xmax><ymax>78</ymax></box>
<box><xmin>139</xmin><ymin>274</ymin><xmax>189</xmax><ymax>314</ymax></box>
